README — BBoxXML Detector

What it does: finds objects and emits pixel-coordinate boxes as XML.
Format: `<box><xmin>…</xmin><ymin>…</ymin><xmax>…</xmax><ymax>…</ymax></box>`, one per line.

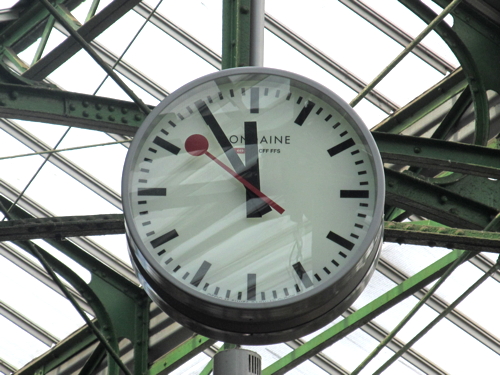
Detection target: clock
<box><xmin>122</xmin><ymin>67</ymin><xmax>385</xmax><ymax>344</ymax></box>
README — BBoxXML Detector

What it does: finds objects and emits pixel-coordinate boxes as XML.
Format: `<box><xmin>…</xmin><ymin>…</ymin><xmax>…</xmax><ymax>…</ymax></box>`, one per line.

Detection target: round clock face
<box><xmin>123</xmin><ymin>67</ymin><xmax>384</xmax><ymax>344</ymax></box>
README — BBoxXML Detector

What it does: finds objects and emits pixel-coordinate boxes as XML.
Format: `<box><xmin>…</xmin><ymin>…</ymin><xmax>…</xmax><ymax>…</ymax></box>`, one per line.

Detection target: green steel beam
<box><xmin>0</xmin><ymin>83</ymin><xmax>146</xmax><ymax>135</ymax></box>
<box><xmin>385</xmin><ymin>168</ymin><xmax>497</xmax><ymax>229</ymax></box>
<box><xmin>372</xmin><ymin>67</ymin><xmax>467</xmax><ymax>134</ymax></box>
<box><xmin>148</xmin><ymin>335</ymin><xmax>215</xmax><ymax>375</ymax></box>
<box><xmin>262</xmin><ymin>250</ymin><xmax>465</xmax><ymax>375</ymax></box>
<box><xmin>384</xmin><ymin>221</ymin><xmax>500</xmax><ymax>253</ymax></box>
<box><xmin>222</xmin><ymin>0</ymin><xmax>252</xmax><ymax>69</ymax></box>
<box><xmin>375</xmin><ymin>132</ymin><xmax>500</xmax><ymax>178</ymax></box>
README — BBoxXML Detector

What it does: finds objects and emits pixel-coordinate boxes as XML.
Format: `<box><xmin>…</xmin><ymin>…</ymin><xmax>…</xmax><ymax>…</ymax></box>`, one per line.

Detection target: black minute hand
<box><xmin>194</xmin><ymin>100</ymin><xmax>272</xmax><ymax>217</ymax></box>
<box><xmin>245</xmin><ymin>121</ymin><xmax>272</xmax><ymax>217</ymax></box>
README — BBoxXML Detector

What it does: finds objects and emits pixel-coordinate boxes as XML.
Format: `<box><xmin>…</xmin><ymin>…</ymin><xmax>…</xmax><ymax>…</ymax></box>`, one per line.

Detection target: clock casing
<box><xmin>122</xmin><ymin>67</ymin><xmax>385</xmax><ymax>344</ymax></box>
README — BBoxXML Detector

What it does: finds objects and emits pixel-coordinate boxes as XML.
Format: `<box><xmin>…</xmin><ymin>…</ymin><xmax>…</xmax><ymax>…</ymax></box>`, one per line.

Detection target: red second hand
<box><xmin>185</xmin><ymin>134</ymin><xmax>285</xmax><ymax>215</ymax></box>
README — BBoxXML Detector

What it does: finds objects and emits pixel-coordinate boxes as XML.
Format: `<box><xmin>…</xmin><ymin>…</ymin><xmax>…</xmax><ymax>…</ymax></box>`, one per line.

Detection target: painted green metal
<box><xmin>430</xmin><ymin>87</ymin><xmax>471</xmax><ymax>140</ymax></box>
<box><xmin>86</xmin><ymin>0</ymin><xmax>101</xmax><ymax>23</ymax></box>
<box><xmin>372</xmin><ymin>68</ymin><xmax>467</xmax><ymax>134</ymax></box>
<box><xmin>350</xmin><ymin>0</ymin><xmax>464</xmax><ymax>108</ymax></box>
<box><xmin>385</xmin><ymin>168</ymin><xmax>497</xmax><ymax>229</ymax></box>
<box><xmin>373</xmin><ymin>256</ymin><xmax>500</xmax><ymax>374</ymax></box>
<box><xmin>351</xmin><ymin>250</ymin><xmax>469</xmax><ymax>375</ymax></box>
<box><xmin>38</xmin><ymin>0</ymin><xmax>150</xmax><ymax>114</ymax></box>
<box><xmin>148</xmin><ymin>335</ymin><xmax>215</xmax><ymax>375</ymax></box>
<box><xmin>384</xmin><ymin>221</ymin><xmax>500</xmax><ymax>253</ymax></box>
<box><xmin>222</xmin><ymin>0</ymin><xmax>252</xmax><ymax>69</ymax></box>
<box><xmin>262</xmin><ymin>249</ymin><xmax>465</xmax><ymax>375</ymax></box>
<box><xmin>0</xmin><ymin>83</ymin><xmax>145</xmax><ymax>135</ymax></box>
<box><xmin>398</xmin><ymin>0</ymin><xmax>490</xmax><ymax>146</ymax></box>
<box><xmin>374</xmin><ymin>132</ymin><xmax>500</xmax><ymax>178</ymax></box>
<box><xmin>31</xmin><ymin>16</ymin><xmax>55</xmax><ymax>65</ymax></box>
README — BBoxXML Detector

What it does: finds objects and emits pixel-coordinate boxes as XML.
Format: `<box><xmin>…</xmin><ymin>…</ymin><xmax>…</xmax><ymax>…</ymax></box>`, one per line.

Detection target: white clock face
<box><xmin>123</xmin><ymin>69</ymin><xmax>383</xmax><ymax>311</ymax></box>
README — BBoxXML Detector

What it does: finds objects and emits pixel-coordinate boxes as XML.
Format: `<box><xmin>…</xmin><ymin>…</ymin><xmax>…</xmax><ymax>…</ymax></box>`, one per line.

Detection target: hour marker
<box><xmin>284</xmin><ymin>288</ymin><xmax>289</xmax><ymax>297</ymax></box>
<box><xmin>203</xmin><ymin>283</ymin><xmax>209</xmax><ymax>291</ymax></box>
<box><xmin>331</xmin><ymin>259</ymin><xmax>339</xmax><ymax>267</ymax></box>
<box><xmin>264</xmin><ymin>88</ymin><xmax>269</xmax><ymax>96</ymax></box>
<box><xmin>340</xmin><ymin>131</ymin><xmax>348</xmax><ymax>137</ymax></box>
<box><xmin>191</xmin><ymin>260</ymin><xmax>212</xmax><ymax>287</ymax></box>
<box><xmin>157</xmin><ymin>249</ymin><xmax>165</xmax><ymax>256</ymax></box>
<box><xmin>355</xmin><ymin>160</ymin><xmax>364</xmax><ymax>165</ymax></box>
<box><xmin>168</xmin><ymin>120</ymin><xmax>176</xmax><ymax>127</ymax></box>
<box><xmin>241</xmin><ymin>88</ymin><xmax>246</xmax><ymax>96</ymax></box>
<box><xmin>358</xmin><ymin>213</ymin><xmax>366</xmax><ymax>218</ymax></box>
<box><xmin>150</xmin><ymin>229</ymin><xmax>179</xmax><ymax>249</ymax></box>
<box><xmin>328</xmin><ymin>138</ymin><xmax>355</xmax><ymax>157</ymax></box>
<box><xmin>138</xmin><ymin>200</ymin><xmax>147</xmax><ymax>205</ymax></box>
<box><xmin>165</xmin><ymin>257</ymin><xmax>173</xmax><ymax>265</ymax></box>
<box><xmin>355</xmin><ymin>223</ymin><xmax>364</xmax><ymax>228</ymax></box>
<box><xmin>360</xmin><ymin>203</ymin><xmax>369</xmax><ymax>207</ymax></box>
<box><xmin>140</xmin><ymin>168</ymin><xmax>149</xmax><ymax>173</ymax></box>
<box><xmin>360</xmin><ymin>181</ymin><xmax>369</xmax><ymax>185</ymax></box>
<box><xmin>275</xmin><ymin>90</ymin><xmax>281</xmax><ymax>98</ymax></box>
<box><xmin>261</xmin><ymin>292</ymin><xmax>266</xmax><ymax>300</ymax></box>
<box><xmin>247</xmin><ymin>273</ymin><xmax>257</xmax><ymax>301</ymax></box>
<box><xmin>327</xmin><ymin>231</ymin><xmax>354</xmax><ymax>251</ymax></box>
<box><xmin>314</xmin><ymin>273</ymin><xmax>321</xmax><ymax>281</ymax></box>
<box><xmin>295</xmin><ymin>284</ymin><xmax>300</xmax><ymax>292</ymax></box>
<box><xmin>323</xmin><ymin>267</ymin><xmax>331</xmax><ymax>274</ymax></box>
<box><xmin>207</xmin><ymin>95</ymin><xmax>213</xmax><ymax>103</ymax></box>
<box><xmin>153</xmin><ymin>136</ymin><xmax>180</xmax><ymax>155</ymax></box>
<box><xmin>230</xmin><ymin>89</ymin><xmax>234</xmax><ymax>97</ymax></box>
<box><xmin>139</xmin><ymin>211</ymin><xmax>148</xmax><ymax>215</ymax></box>
<box><xmin>177</xmin><ymin>113</ymin><xmax>184</xmax><ymax>120</ymax></box>
<box><xmin>238</xmin><ymin>292</ymin><xmax>242</xmax><ymax>300</ymax></box>
<box><xmin>351</xmin><ymin>233</ymin><xmax>359</xmax><ymax>239</ymax></box>
<box><xmin>146</xmin><ymin>231</ymin><xmax>155</xmax><ymax>237</ymax></box>
<box><xmin>186</xmin><ymin>106</ymin><xmax>193</xmax><ymax>114</ymax></box>
<box><xmin>214</xmin><ymin>287</ymin><xmax>220</xmax><ymax>295</ymax></box>
<box><xmin>351</xmin><ymin>150</ymin><xmax>360</xmax><ymax>155</ymax></box>
<box><xmin>138</xmin><ymin>179</ymin><xmax>147</xmax><ymax>184</ymax></box>
<box><xmin>173</xmin><ymin>265</ymin><xmax>181</xmax><ymax>272</ymax></box>
<box><xmin>144</xmin><ymin>158</ymin><xmax>152</xmax><ymax>163</ymax></box>
<box><xmin>218</xmin><ymin>92</ymin><xmax>224</xmax><ymax>100</ymax></box>
<box><xmin>325</xmin><ymin>114</ymin><xmax>332</xmax><ymax>122</ymax></box>
<box><xmin>333</xmin><ymin>122</ymin><xmax>341</xmax><ymax>129</ymax></box>
<box><xmin>250</xmin><ymin>87</ymin><xmax>259</xmax><ymax>113</ymax></box>
<box><xmin>138</xmin><ymin>188</ymin><xmax>166</xmax><ymax>196</ymax></box>
<box><xmin>286</xmin><ymin>92</ymin><xmax>292</xmax><ymax>100</ymax></box>
<box><xmin>316</xmin><ymin>107</ymin><xmax>323</xmax><ymax>115</ymax></box>
<box><xmin>226</xmin><ymin>290</ymin><xmax>231</xmax><ymax>298</ymax></box>
<box><xmin>293</xmin><ymin>262</ymin><xmax>313</xmax><ymax>288</ymax></box>
<box><xmin>183</xmin><ymin>272</ymin><xmax>189</xmax><ymax>280</ymax></box>
<box><xmin>273</xmin><ymin>290</ymin><xmax>278</xmax><ymax>299</ymax></box>
<box><xmin>339</xmin><ymin>251</ymin><xmax>347</xmax><ymax>258</ymax></box>
<box><xmin>161</xmin><ymin>129</ymin><xmax>169</xmax><ymax>136</ymax></box>
<box><xmin>340</xmin><ymin>190</ymin><xmax>369</xmax><ymax>198</ymax></box>
<box><xmin>296</xmin><ymin>96</ymin><xmax>303</xmax><ymax>104</ymax></box>
<box><xmin>358</xmin><ymin>170</ymin><xmax>367</xmax><ymax>175</ymax></box>
<box><xmin>148</xmin><ymin>148</ymin><xmax>157</xmax><ymax>153</ymax></box>
<box><xmin>294</xmin><ymin>100</ymin><xmax>316</xmax><ymax>125</ymax></box>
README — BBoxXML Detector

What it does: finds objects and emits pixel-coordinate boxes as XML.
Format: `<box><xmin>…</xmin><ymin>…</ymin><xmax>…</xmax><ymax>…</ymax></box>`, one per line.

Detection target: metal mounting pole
<box><xmin>214</xmin><ymin>348</ymin><xmax>262</xmax><ymax>375</ymax></box>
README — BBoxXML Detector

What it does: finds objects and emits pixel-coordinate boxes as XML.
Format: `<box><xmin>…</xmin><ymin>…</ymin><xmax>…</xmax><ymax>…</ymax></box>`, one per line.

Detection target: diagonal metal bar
<box><xmin>0</xmin><ymin>241</ymin><xmax>93</xmax><ymax>314</ymax></box>
<box><xmin>265</xmin><ymin>13</ymin><xmax>398</xmax><ymax>114</ymax></box>
<box><xmin>262</xmin><ymin>250</ymin><xmax>465</xmax><ymax>374</ymax></box>
<box><xmin>385</xmin><ymin>168</ymin><xmax>497</xmax><ymax>230</ymax></box>
<box><xmin>37</xmin><ymin>0</ymin><xmax>149</xmax><ymax>114</ymax></box>
<box><xmin>0</xmin><ymin>119</ymin><xmax>123</xmax><ymax>209</ymax></box>
<box><xmin>375</xmin><ymin>132</ymin><xmax>500</xmax><ymax>178</ymax></box>
<box><xmin>0</xmin><ymin>358</ymin><xmax>16</xmax><ymax>375</ymax></box>
<box><xmin>372</xmin><ymin>67</ymin><xmax>467</xmax><ymax>134</ymax></box>
<box><xmin>23</xmin><ymin>0</ymin><xmax>142</xmax><ymax>81</ymax></box>
<box><xmin>339</xmin><ymin>0</ymin><xmax>455</xmax><ymax>74</ymax></box>
<box><xmin>350</xmin><ymin>0</ymin><xmax>463</xmax><ymax>107</ymax></box>
<box><xmin>0</xmin><ymin>299</ymin><xmax>59</xmax><ymax>346</ymax></box>
<box><xmin>133</xmin><ymin>1</ymin><xmax>221</xmax><ymax>69</ymax></box>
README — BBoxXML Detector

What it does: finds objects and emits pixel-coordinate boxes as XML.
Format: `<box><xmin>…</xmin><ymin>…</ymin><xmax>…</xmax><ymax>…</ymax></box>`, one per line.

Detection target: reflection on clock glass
<box><xmin>127</xmin><ymin>73</ymin><xmax>378</xmax><ymax>305</ymax></box>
